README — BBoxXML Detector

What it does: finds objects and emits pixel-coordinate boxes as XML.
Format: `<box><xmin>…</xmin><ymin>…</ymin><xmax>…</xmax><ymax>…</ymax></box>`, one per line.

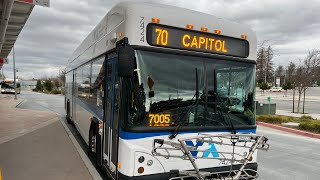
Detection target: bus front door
<box><xmin>103</xmin><ymin>56</ymin><xmax>119</xmax><ymax>178</ymax></box>
<box><xmin>71</xmin><ymin>70</ymin><xmax>76</xmax><ymax>122</ymax></box>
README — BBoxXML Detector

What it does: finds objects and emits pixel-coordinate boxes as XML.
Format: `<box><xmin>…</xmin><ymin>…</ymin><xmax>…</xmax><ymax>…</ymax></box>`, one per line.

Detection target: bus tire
<box><xmin>66</xmin><ymin>101</ymin><xmax>72</xmax><ymax>124</ymax></box>
<box><xmin>89</xmin><ymin>122</ymin><xmax>102</xmax><ymax>167</ymax></box>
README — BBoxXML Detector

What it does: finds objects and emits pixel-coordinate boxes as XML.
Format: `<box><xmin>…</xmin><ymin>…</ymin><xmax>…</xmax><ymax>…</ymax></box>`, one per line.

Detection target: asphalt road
<box><xmin>16</xmin><ymin>90</ymin><xmax>320</xmax><ymax>180</ymax></box>
<box><xmin>18</xmin><ymin>91</ymin><xmax>66</xmax><ymax>115</ymax></box>
<box><xmin>256</xmin><ymin>87</ymin><xmax>320</xmax><ymax>114</ymax></box>
<box><xmin>257</xmin><ymin>126</ymin><xmax>320</xmax><ymax>180</ymax></box>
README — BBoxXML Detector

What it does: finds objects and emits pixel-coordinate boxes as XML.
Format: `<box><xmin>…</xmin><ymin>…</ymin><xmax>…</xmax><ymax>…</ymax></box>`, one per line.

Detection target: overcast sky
<box><xmin>3</xmin><ymin>0</ymin><xmax>320</xmax><ymax>80</ymax></box>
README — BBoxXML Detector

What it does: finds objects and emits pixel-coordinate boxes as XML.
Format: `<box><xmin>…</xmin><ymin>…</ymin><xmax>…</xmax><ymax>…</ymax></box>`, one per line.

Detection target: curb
<box><xmin>14</xmin><ymin>98</ymin><xmax>25</xmax><ymax>108</ymax></box>
<box><xmin>257</xmin><ymin>121</ymin><xmax>320</xmax><ymax>139</ymax></box>
<box><xmin>59</xmin><ymin>118</ymin><xmax>102</xmax><ymax>180</ymax></box>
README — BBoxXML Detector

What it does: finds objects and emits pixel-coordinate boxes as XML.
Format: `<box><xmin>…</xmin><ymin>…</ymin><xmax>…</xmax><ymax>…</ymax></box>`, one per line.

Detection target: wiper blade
<box><xmin>217</xmin><ymin>100</ymin><xmax>237</xmax><ymax>134</ymax></box>
<box><xmin>149</xmin><ymin>99</ymin><xmax>194</xmax><ymax>113</ymax></box>
<box><xmin>213</xmin><ymin>67</ymin><xmax>236</xmax><ymax>134</ymax></box>
<box><xmin>169</xmin><ymin>68</ymin><xmax>199</xmax><ymax>139</ymax></box>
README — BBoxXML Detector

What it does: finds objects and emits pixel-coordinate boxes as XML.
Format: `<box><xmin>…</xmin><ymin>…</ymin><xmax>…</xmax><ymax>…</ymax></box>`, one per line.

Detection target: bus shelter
<box><xmin>0</xmin><ymin>0</ymin><xmax>49</xmax><ymax>71</ymax></box>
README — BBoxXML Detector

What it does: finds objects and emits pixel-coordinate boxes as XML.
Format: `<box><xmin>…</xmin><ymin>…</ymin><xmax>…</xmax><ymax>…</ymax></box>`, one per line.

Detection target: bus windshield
<box><xmin>127</xmin><ymin>50</ymin><xmax>255</xmax><ymax>130</ymax></box>
<box><xmin>1</xmin><ymin>82</ymin><xmax>15</xmax><ymax>89</ymax></box>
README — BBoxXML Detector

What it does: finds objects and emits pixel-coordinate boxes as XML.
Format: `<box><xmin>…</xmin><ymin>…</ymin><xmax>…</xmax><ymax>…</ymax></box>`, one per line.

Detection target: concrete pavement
<box><xmin>256</xmin><ymin>91</ymin><xmax>320</xmax><ymax>102</ymax></box>
<box><xmin>256</xmin><ymin>89</ymin><xmax>320</xmax><ymax>119</ymax></box>
<box><xmin>0</xmin><ymin>94</ymin><xmax>94</xmax><ymax>180</ymax></box>
<box><xmin>276</xmin><ymin>109</ymin><xmax>320</xmax><ymax>120</ymax></box>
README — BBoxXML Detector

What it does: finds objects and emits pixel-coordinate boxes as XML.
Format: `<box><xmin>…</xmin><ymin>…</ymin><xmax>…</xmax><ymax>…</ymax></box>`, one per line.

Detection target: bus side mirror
<box><xmin>118</xmin><ymin>46</ymin><xmax>134</xmax><ymax>77</ymax></box>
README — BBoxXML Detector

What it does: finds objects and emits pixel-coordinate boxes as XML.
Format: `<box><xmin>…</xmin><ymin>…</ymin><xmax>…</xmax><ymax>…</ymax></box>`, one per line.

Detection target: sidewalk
<box><xmin>256</xmin><ymin>92</ymin><xmax>320</xmax><ymax>102</ymax></box>
<box><xmin>276</xmin><ymin>109</ymin><xmax>320</xmax><ymax>120</ymax></box>
<box><xmin>0</xmin><ymin>94</ymin><xmax>94</xmax><ymax>180</ymax></box>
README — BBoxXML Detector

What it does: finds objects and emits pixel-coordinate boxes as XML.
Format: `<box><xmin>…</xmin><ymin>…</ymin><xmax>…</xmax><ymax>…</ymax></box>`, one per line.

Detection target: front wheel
<box><xmin>66</xmin><ymin>102</ymin><xmax>72</xmax><ymax>124</ymax></box>
<box><xmin>88</xmin><ymin>125</ymin><xmax>102</xmax><ymax>167</ymax></box>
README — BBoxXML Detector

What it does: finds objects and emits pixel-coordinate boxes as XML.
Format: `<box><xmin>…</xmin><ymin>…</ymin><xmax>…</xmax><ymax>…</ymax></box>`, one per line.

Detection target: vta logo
<box><xmin>185</xmin><ymin>140</ymin><xmax>219</xmax><ymax>158</ymax></box>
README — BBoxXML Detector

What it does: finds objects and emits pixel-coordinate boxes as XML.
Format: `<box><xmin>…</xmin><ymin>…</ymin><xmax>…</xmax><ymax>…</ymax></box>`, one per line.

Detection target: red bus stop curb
<box><xmin>257</xmin><ymin>121</ymin><xmax>320</xmax><ymax>139</ymax></box>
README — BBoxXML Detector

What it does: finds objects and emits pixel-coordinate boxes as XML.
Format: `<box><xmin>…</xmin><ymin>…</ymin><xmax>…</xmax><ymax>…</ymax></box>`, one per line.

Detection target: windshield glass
<box><xmin>1</xmin><ymin>82</ymin><xmax>15</xmax><ymax>89</ymax></box>
<box><xmin>127</xmin><ymin>50</ymin><xmax>255</xmax><ymax>129</ymax></box>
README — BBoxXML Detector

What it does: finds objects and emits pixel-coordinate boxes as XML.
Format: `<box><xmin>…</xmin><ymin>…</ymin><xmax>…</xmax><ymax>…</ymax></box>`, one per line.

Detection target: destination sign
<box><xmin>146</xmin><ymin>24</ymin><xmax>249</xmax><ymax>58</ymax></box>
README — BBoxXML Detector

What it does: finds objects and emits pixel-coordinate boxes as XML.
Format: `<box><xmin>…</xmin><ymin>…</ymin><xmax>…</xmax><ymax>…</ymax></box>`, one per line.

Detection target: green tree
<box><xmin>43</xmin><ymin>80</ymin><xmax>53</xmax><ymax>92</ymax></box>
<box><xmin>286</xmin><ymin>61</ymin><xmax>296</xmax><ymax>82</ymax></box>
<box><xmin>256</xmin><ymin>46</ymin><xmax>274</xmax><ymax>84</ymax></box>
<box><xmin>36</xmin><ymin>80</ymin><xmax>43</xmax><ymax>91</ymax></box>
<box><xmin>259</xmin><ymin>82</ymin><xmax>269</xmax><ymax>93</ymax></box>
<box><xmin>282</xmin><ymin>81</ymin><xmax>293</xmax><ymax>96</ymax></box>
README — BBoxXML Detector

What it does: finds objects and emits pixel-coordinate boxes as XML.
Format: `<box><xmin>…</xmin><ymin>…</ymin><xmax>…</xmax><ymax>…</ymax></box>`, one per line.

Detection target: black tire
<box><xmin>88</xmin><ymin>123</ymin><xmax>102</xmax><ymax>167</ymax></box>
<box><xmin>88</xmin><ymin>127</ymin><xmax>96</xmax><ymax>156</ymax></box>
<box><xmin>66</xmin><ymin>102</ymin><xmax>72</xmax><ymax>124</ymax></box>
<box><xmin>66</xmin><ymin>115</ymin><xmax>72</xmax><ymax>124</ymax></box>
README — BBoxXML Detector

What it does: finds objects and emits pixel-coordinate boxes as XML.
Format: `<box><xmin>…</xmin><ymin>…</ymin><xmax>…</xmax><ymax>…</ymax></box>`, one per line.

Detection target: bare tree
<box><xmin>58</xmin><ymin>67</ymin><xmax>66</xmax><ymax>87</ymax></box>
<box><xmin>0</xmin><ymin>73</ymin><xmax>5</xmax><ymax>80</ymax></box>
<box><xmin>294</xmin><ymin>50</ymin><xmax>320</xmax><ymax>113</ymax></box>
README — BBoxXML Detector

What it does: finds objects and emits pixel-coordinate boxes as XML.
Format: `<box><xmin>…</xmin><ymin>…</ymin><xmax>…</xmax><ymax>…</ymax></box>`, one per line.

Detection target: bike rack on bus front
<box><xmin>152</xmin><ymin>134</ymin><xmax>269</xmax><ymax>180</ymax></box>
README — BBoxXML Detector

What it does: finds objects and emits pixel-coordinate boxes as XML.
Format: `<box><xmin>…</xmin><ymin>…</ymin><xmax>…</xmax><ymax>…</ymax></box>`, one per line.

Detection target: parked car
<box><xmin>269</xmin><ymin>87</ymin><xmax>284</xmax><ymax>92</ymax></box>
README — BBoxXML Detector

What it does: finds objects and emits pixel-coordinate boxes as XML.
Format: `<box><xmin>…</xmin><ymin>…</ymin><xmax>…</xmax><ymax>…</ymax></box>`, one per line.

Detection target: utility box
<box><xmin>256</xmin><ymin>101</ymin><xmax>276</xmax><ymax>115</ymax></box>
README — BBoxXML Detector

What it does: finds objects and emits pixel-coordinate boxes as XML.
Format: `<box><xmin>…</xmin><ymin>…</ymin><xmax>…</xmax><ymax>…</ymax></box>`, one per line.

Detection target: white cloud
<box><xmin>3</xmin><ymin>0</ymin><xmax>320</xmax><ymax>79</ymax></box>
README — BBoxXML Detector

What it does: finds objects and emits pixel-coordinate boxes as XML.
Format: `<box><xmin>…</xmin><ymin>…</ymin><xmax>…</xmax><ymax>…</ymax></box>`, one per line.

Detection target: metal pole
<box><xmin>292</xmin><ymin>83</ymin><xmax>295</xmax><ymax>113</ymax></box>
<box><xmin>268</xmin><ymin>101</ymin><xmax>270</xmax><ymax>115</ymax></box>
<box><xmin>1</xmin><ymin>67</ymin><xmax>3</xmax><ymax>79</ymax></box>
<box><xmin>13</xmin><ymin>46</ymin><xmax>17</xmax><ymax>100</ymax></box>
<box><xmin>302</xmin><ymin>88</ymin><xmax>306</xmax><ymax>114</ymax></box>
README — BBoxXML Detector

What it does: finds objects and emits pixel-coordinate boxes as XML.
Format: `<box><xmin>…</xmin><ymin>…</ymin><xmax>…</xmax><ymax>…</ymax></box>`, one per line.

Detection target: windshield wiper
<box><xmin>169</xmin><ymin>68</ymin><xmax>199</xmax><ymax>139</ymax></box>
<box><xmin>149</xmin><ymin>98</ymin><xmax>192</xmax><ymax>113</ymax></box>
<box><xmin>216</xmin><ymin>97</ymin><xmax>237</xmax><ymax>134</ymax></box>
<box><xmin>214</xmin><ymin>67</ymin><xmax>236</xmax><ymax>134</ymax></box>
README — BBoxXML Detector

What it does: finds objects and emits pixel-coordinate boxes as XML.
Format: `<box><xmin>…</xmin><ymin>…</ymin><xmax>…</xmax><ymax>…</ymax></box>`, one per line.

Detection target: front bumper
<box><xmin>118</xmin><ymin>162</ymin><xmax>258</xmax><ymax>180</ymax></box>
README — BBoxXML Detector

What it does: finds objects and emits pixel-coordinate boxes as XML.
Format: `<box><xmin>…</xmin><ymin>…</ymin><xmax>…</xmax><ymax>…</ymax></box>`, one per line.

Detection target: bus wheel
<box><xmin>66</xmin><ymin>102</ymin><xmax>72</xmax><ymax>124</ymax></box>
<box><xmin>88</xmin><ymin>123</ymin><xmax>102</xmax><ymax>167</ymax></box>
<box><xmin>89</xmin><ymin>128</ymin><xmax>97</xmax><ymax>155</ymax></box>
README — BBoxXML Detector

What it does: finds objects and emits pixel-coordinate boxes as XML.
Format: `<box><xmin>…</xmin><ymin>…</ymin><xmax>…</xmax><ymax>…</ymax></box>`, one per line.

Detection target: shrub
<box><xmin>51</xmin><ymin>89</ymin><xmax>62</xmax><ymax>94</ymax></box>
<box><xmin>299</xmin><ymin>120</ymin><xmax>320</xmax><ymax>133</ymax></box>
<box><xmin>300</xmin><ymin>115</ymin><xmax>313</xmax><ymax>120</ymax></box>
<box><xmin>258</xmin><ymin>82</ymin><xmax>270</xmax><ymax>92</ymax></box>
<box><xmin>256</xmin><ymin>115</ymin><xmax>294</xmax><ymax>124</ymax></box>
<box><xmin>36</xmin><ymin>80</ymin><xmax>43</xmax><ymax>91</ymax></box>
<box><xmin>43</xmin><ymin>80</ymin><xmax>53</xmax><ymax>92</ymax></box>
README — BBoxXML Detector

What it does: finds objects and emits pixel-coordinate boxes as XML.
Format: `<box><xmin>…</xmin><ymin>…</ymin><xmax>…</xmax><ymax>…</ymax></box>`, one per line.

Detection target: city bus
<box><xmin>1</xmin><ymin>79</ymin><xmax>21</xmax><ymax>94</ymax></box>
<box><xmin>65</xmin><ymin>2</ymin><xmax>269</xmax><ymax>180</ymax></box>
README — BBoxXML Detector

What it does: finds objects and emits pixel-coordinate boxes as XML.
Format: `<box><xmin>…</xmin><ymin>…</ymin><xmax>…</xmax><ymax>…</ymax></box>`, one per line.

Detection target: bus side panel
<box><xmin>74</xmin><ymin>98</ymin><xmax>92</xmax><ymax>144</ymax></box>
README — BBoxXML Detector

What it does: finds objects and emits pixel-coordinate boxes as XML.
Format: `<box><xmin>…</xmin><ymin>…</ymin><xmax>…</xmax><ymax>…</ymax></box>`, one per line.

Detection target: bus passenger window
<box><xmin>77</xmin><ymin>63</ymin><xmax>91</xmax><ymax>102</ymax></box>
<box><xmin>90</xmin><ymin>58</ymin><xmax>105</xmax><ymax>108</ymax></box>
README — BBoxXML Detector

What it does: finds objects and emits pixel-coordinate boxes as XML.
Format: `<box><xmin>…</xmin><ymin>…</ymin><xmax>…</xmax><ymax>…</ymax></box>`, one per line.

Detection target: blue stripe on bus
<box><xmin>76</xmin><ymin>97</ymin><xmax>104</xmax><ymax>120</ymax></box>
<box><xmin>119</xmin><ymin>129</ymin><xmax>256</xmax><ymax>140</ymax></box>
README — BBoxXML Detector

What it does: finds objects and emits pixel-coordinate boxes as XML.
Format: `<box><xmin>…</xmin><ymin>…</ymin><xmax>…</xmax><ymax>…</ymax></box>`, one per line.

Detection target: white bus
<box><xmin>1</xmin><ymin>79</ymin><xmax>21</xmax><ymax>94</ymax></box>
<box><xmin>65</xmin><ymin>2</ymin><xmax>269</xmax><ymax>180</ymax></box>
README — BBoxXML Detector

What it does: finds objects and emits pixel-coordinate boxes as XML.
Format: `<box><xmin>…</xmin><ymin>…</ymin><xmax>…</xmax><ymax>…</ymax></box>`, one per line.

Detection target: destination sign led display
<box><xmin>146</xmin><ymin>24</ymin><xmax>249</xmax><ymax>58</ymax></box>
